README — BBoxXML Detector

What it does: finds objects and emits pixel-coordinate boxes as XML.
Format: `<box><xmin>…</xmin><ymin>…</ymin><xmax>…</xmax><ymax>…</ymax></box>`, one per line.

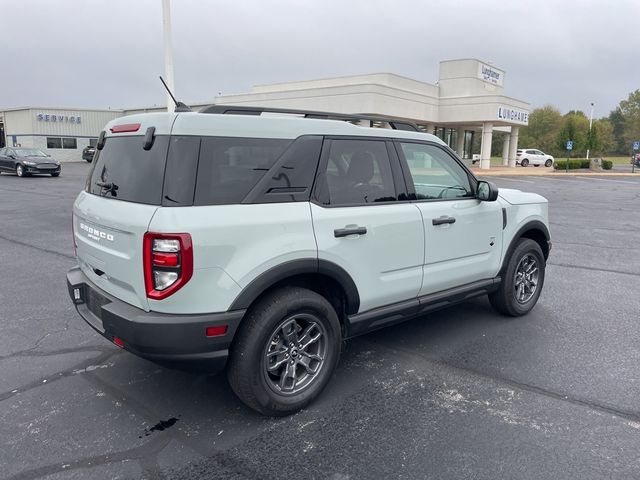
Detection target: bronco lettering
<box><xmin>80</xmin><ymin>222</ymin><xmax>114</xmax><ymax>242</ymax></box>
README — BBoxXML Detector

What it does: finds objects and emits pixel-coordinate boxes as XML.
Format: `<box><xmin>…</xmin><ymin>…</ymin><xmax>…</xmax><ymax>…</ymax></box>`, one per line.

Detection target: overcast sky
<box><xmin>1</xmin><ymin>0</ymin><xmax>639</xmax><ymax>117</ymax></box>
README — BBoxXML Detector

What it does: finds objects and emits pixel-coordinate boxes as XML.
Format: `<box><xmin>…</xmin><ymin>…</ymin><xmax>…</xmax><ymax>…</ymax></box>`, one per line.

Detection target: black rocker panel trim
<box><xmin>346</xmin><ymin>278</ymin><xmax>500</xmax><ymax>338</ymax></box>
<box><xmin>228</xmin><ymin>259</ymin><xmax>361</xmax><ymax>314</ymax></box>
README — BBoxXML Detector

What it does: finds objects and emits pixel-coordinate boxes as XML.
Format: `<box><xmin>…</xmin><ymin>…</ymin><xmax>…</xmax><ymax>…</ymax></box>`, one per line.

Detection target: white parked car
<box><xmin>516</xmin><ymin>149</ymin><xmax>554</xmax><ymax>167</ymax></box>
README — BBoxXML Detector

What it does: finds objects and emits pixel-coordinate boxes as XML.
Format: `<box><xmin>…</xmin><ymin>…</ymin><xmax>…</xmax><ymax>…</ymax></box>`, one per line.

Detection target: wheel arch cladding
<box><xmin>229</xmin><ymin>259</ymin><xmax>360</xmax><ymax>316</ymax></box>
<box><xmin>501</xmin><ymin>221</ymin><xmax>550</xmax><ymax>274</ymax></box>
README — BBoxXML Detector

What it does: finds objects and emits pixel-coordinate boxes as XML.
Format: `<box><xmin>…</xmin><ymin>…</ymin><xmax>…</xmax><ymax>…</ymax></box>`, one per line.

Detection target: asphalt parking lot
<box><xmin>1</xmin><ymin>163</ymin><xmax>640</xmax><ymax>479</ymax></box>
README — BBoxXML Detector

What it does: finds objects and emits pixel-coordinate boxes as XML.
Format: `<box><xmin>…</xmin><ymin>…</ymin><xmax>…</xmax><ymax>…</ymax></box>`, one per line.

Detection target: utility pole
<box><xmin>586</xmin><ymin>102</ymin><xmax>594</xmax><ymax>160</ymax></box>
<box><xmin>162</xmin><ymin>0</ymin><xmax>175</xmax><ymax>113</ymax></box>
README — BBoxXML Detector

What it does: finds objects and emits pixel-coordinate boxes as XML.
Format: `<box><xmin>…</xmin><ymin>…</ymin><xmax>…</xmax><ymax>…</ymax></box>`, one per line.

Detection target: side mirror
<box><xmin>8</xmin><ymin>153</ymin><xmax>15</xmax><ymax>159</ymax></box>
<box><xmin>477</xmin><ymin>180</ymin><xmax>499</xmax><ymax>201</ymax></box>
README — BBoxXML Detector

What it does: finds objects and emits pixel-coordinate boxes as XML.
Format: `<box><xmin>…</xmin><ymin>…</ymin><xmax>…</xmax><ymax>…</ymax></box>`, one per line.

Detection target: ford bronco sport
<box><xmin>67</xmin><ymin>106</ymin><xmax>551</xmax><ymax>416</ymax></box>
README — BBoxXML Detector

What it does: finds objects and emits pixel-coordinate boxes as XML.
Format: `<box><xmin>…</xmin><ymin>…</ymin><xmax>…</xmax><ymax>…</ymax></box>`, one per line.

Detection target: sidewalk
<box><xmin>469</xmin><ymin>165</ymin><xmax>640</xmax><ymax>176</ymax></box>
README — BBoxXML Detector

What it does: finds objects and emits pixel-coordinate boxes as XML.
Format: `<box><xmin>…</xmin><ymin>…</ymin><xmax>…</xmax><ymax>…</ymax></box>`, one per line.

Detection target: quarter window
<box><xmin>318</xmin><ymin>139</ymin><xmax>397</xmax><ymax>205</ymax></box>
<box><xmin>399</xmin><ymin>142</ymin><xmax>473</xmax><ymax>200</ymax></box>
<box><xmin>194</xmin><ymin>137</ymin><xmax>291</xmax><ymax>206</ymax></box>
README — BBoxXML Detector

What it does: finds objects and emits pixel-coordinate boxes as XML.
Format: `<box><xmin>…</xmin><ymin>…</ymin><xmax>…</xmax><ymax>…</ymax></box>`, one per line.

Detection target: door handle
<box><xmin>334</xmin><ymin>226</ymin><xmax>367</xmax><ymax>238</ymax></box>
<box><xmin>432</xmin><ymin>216</ymin><xmax>456</xmax><ymax>226</ymax></box>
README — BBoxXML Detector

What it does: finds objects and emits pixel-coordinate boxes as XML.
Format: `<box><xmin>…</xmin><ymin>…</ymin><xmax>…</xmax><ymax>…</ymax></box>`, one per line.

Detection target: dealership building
<box><xmin>1</xmin><ymin>59</ymin><xmax>529</xmax><ymax>168</ymax></box>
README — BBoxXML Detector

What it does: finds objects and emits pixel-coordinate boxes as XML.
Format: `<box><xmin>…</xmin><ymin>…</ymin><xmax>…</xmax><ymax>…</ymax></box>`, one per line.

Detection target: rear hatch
<box><xmin>73</xmin><ymin>114</ymin><xmax>176</xmax><ymax>311</ymax></box>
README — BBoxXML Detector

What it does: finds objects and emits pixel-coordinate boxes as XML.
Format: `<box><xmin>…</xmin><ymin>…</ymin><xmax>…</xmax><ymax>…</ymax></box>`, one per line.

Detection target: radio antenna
<box><xmin>159</xmin><ymin>76</ymin><xmax>192</xmax><ymax>112</ymax></box>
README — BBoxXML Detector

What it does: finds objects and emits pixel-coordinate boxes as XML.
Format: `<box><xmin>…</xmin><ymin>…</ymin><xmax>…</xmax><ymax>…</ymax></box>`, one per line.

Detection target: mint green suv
<box><xmin>67</xmin><ymin>108</ymin><xmax>550</xmax><ymax>415</ymax></box>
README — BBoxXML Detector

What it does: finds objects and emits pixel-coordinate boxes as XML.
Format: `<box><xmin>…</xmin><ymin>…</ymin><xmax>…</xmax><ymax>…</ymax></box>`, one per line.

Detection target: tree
<box><xmin>593</xmin><ymin>119</ymin><xmax>615</xmax><ymax>155</ymax></box>
<box><xmin>619</xmin><ymin>90</ymin><xmax>640</xmax><ymax>150</ymax></box>
<box><xmin>586</xmin><ymin>123</ymin><xmax>601</xmax><ymax>155</ymax></box>
<box><xmin>557</xmin><ymin>115</ymin><xmax>579</xmax><ymax>157</ymax></box>
<box><xmin>608</xmin><ymin>108</ymin><xmax>627</xmax><ymax>154</ymax></box>
<box><xmin>519</xmin><ymin>105</ymin><xmax>563</xmax><ymax>154</ymax></box>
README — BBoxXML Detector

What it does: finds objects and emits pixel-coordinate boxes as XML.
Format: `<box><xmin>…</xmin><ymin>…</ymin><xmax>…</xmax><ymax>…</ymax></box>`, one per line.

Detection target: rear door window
<box><xmin>87</xmin><ymin>136</ymin><xmax>169</xmax><ymax>205</ymax></box>
<box><xmin>315</xmin><ymin>139</ymin><xmax>398</xmax><ymax>205</ymax></box>
<box><xmin>194</xmin><ymin>137</ymin><xmax>291</xmax><ymax>205</ymax></box>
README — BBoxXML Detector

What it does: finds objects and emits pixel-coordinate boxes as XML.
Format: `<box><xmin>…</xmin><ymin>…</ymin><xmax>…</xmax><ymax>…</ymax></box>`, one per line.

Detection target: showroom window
<box><xmin>46</xmin><ymin>137</ymin><xmax>77</xmax><ymax>149</ymax></box>
<box><xmin>88</xmin><ymin>138</ymin><xmax>98</xmax><ymax>147</ymax></box>
<box><xmin>63</xmin><ymin>138</ymin><xmax>77</xmax><ymax>149</ymax></box>
<box><xmin>46</xmin><ymin>137</ymin><xmax>62</xmax><ymax>149</ymax></box>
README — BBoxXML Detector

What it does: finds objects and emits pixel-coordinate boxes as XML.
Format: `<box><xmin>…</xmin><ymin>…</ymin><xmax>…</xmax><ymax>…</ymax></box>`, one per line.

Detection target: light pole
<box><xmin>586</xmin><ymin>102</ymin><xmax>595</xmax><ymax>160</ymax></box>
<box><xmin>162</xmin><ymin>0</ymin><xmax>175</xmax><ymax>113</ymax></box>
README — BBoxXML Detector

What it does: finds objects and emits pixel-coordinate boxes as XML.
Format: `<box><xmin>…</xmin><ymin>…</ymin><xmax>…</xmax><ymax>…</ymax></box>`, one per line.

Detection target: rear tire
<box><xmin>227</xmin><ymin>286</ymin><xmax>341</xmax><ymax>416</ymax></box>
<box><xmin>521</xmin><ymin>159</ymin><xmax>529</xmax><ymax>167</ymax></box>
<box><xmin>489</xmin><ymin>238</ymin><xmax>545</xmax><ymax>316</ymax></box>
<box><xmin>545</xmin><ymin>159</ymin><xmax>553</xmax><ymax>167</ymax></box>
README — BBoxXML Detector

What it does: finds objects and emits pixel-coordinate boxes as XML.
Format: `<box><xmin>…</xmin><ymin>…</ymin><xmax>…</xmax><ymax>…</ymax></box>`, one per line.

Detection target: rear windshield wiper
<box><xmin>96</xmin><ymin>181</ymin><xmax>119</xmax><ymax>196</ymax></box>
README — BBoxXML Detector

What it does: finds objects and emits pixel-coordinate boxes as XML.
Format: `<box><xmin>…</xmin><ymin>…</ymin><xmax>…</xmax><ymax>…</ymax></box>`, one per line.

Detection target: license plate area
<box><xmin>85</xmin><ymin>287</ymin><xmax>108</xmax><ymax>333</ymax></box>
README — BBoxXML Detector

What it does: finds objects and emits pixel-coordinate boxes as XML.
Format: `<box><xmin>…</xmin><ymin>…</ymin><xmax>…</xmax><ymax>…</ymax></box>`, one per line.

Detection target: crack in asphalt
<box><xmin>4</xmin><ymin>434</ymin><xmax>172</xmax><ymax>480</ymax></box>
<box><xmin>0</xmin><ymin>344</ymin><xmax>110</xmax><ymax>361</ymax></box>
<box><xmin>552</xmin><ymin>240</ymin><xmax>634</xmax><ymax>251</ymax></box>
<box><xmin>365</xmin><ymin>339</ymin><xmax>640</xmax><ymax>424</ymax></box>
<box><xmin>0</xmin><ymin>233</ymin><xmax>75</xmax><ymax>260</ymax></box>
<box><xmin>0</xmin><ymin>183</ymin><xmax>71</xmax><ymax>199</ymax></box>
<box><xmin>0</xmin><ymin>348</ymin><xmax>123</xmax><ymax>402</ymax></box>
<box><xmin>547</xmin><ymin>261</ymin><xmax>640</xmax><ymax>278</ymax></box>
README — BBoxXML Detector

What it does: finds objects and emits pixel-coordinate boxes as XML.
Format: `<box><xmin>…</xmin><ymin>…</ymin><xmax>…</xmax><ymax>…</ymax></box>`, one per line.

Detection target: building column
<box><xmin>502</xmin><ymin>134</ymin><xmax>510</xmax><ymax>166</ymax></box>
<box><xmin>480</xmin><ymin>122</ymin><xmax>493</xmax><ymax>169</ymax></box>
<box><xmin>508</xmin><ymin>126</ymin><xmax>519</xmax><ymax>167</ymax></box>
<box><xmin>456</xmin><ymin>128</ymin><xmax>465</xmax><ymax>157</ymax></box>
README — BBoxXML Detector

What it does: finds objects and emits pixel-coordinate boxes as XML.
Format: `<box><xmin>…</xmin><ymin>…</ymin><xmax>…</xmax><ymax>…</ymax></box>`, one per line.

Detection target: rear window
<box><xmin>194</xmin><ymin>137</ymin><xmax>291</xmax><ymax>205</ymax></box>
<box><xmin>87</xmin><ymin>136</ymin><xmax>169</xmax><ymax>205</ymax></box>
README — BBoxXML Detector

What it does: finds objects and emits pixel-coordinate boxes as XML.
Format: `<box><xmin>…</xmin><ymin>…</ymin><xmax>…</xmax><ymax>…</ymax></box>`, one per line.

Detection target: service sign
<box><xmin>497</xmin><ymin>106</ymin><xmax>529</xmax><ymax>125</ymax></box>
<box><xmin>36</xmin><ymin>113</ymin><xmax>82</xmax><ymax>124</ymax></box>
<box><xmin>477</xmin><ymin>62</ymin><xmax>504</xmax><ymax>87</ymax></box>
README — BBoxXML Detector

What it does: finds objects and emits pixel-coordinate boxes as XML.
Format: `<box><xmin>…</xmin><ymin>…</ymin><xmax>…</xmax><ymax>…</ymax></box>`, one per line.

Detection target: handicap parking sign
<box><xmin>633</xmin><ymin>141</ymin><xmax>640</xmax><ymax>151</ymax></box>
<box><xmin>566</xmin><ymin>140</ymin><xmax>573</xmax><ymax>150</ymax></box>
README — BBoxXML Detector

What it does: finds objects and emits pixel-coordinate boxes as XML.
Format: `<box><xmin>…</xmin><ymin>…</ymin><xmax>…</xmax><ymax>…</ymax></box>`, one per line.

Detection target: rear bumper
<box><xmin>66</xmin><ymin>266</ymin><xmax>245</xmax><ymax>372</ymax></box>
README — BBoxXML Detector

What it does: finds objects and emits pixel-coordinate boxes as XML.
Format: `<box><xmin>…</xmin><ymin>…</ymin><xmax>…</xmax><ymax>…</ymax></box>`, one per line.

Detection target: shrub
<box><xmin>554</xmin><ymin>159</ymin><xmax>613</xmax><ymax>170</ymax></box>
<box><xmin>554</xmin><ymin>159</ymin><xmax>588</xmax><ymax>170</ymax></box>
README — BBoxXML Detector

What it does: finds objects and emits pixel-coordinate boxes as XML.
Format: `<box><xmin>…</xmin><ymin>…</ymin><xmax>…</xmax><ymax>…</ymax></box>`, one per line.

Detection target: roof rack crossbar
<box><xmin>197</xmin><ymin>105</ymin><xmax>420</xmax><ymax>131</ymax></box>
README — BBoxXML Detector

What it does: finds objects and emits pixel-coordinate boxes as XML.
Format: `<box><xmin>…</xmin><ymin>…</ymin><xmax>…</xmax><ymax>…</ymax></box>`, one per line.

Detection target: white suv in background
<box><xmin>67</xmin><ymin>106</ymin><xmax>551</xmax><ymax>416</ymax></box>
<box><xmin>516</xmin><ymin>149</ymin><xmax>554</xmax><ymax>167</ymax></box>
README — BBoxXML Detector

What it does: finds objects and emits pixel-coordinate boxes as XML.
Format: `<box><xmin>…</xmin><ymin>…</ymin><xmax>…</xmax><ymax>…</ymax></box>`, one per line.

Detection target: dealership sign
<box><xmin>497</xmin><ymin>106</ymin><xmax>529</xmax><ymax>125</ymax></box>
<box><xmin>36</xmin><ymin>113</ymin><xmax>82</xmax><ymax>124</ymax></box>
<box><xmin>477</xmin><ymin>62</ymin><xmax>504</xmax><ymax>87</ymax></box>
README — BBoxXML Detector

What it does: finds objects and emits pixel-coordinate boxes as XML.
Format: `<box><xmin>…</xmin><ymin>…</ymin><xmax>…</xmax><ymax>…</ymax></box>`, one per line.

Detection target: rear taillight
<box><xmin>143</xmin><ymin>232</ymin><xmax>193</xmax><ymax>300</ymax></box>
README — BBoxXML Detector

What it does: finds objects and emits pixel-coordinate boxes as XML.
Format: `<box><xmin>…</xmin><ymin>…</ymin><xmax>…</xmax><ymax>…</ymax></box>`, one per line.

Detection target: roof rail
<box><xmin>198</xmin><ymin>105</ymin><xmax>420</xmax><ymax>132</ymax></box>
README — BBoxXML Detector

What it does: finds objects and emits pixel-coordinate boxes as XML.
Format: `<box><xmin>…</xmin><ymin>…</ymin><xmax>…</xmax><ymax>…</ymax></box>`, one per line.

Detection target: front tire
<box><xmin>51</xmin><ymin>172</ymin><xmax>60</xmax><ymax>177</ymax></box>
<box><xmin>16</xmin><ymin>164</ymin><xmax>26</xmax><ymax>177</ymax></box>
<box><xmin>489</xmin><ymin>238</ymin><xmax>545</xmax><ymax>316</ymax></box>
<box><xmin>545</xmin><ymin>159</ymin><xmax>553</xmax><ymax>167</ymax></box>
<box><xmin>227</xmin><ymin>286</ymin><xmax>342</xmax><ymax>416</ymax></box>
<box><xmin>521</xmin><ymin>159</ymin><xmax>529</xmax><ymax>167</ymax></box>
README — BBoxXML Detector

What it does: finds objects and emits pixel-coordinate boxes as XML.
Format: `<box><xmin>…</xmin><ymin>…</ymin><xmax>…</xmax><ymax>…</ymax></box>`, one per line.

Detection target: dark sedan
<box><xmin>0</xmin><ymin>147</ymin><xmax>61</xmax><ymax>177</ymax></box>
<box><xmin>82</xmin><ymin>145</ymin><xmax>96</xmax><ymax>162</ymax></box>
